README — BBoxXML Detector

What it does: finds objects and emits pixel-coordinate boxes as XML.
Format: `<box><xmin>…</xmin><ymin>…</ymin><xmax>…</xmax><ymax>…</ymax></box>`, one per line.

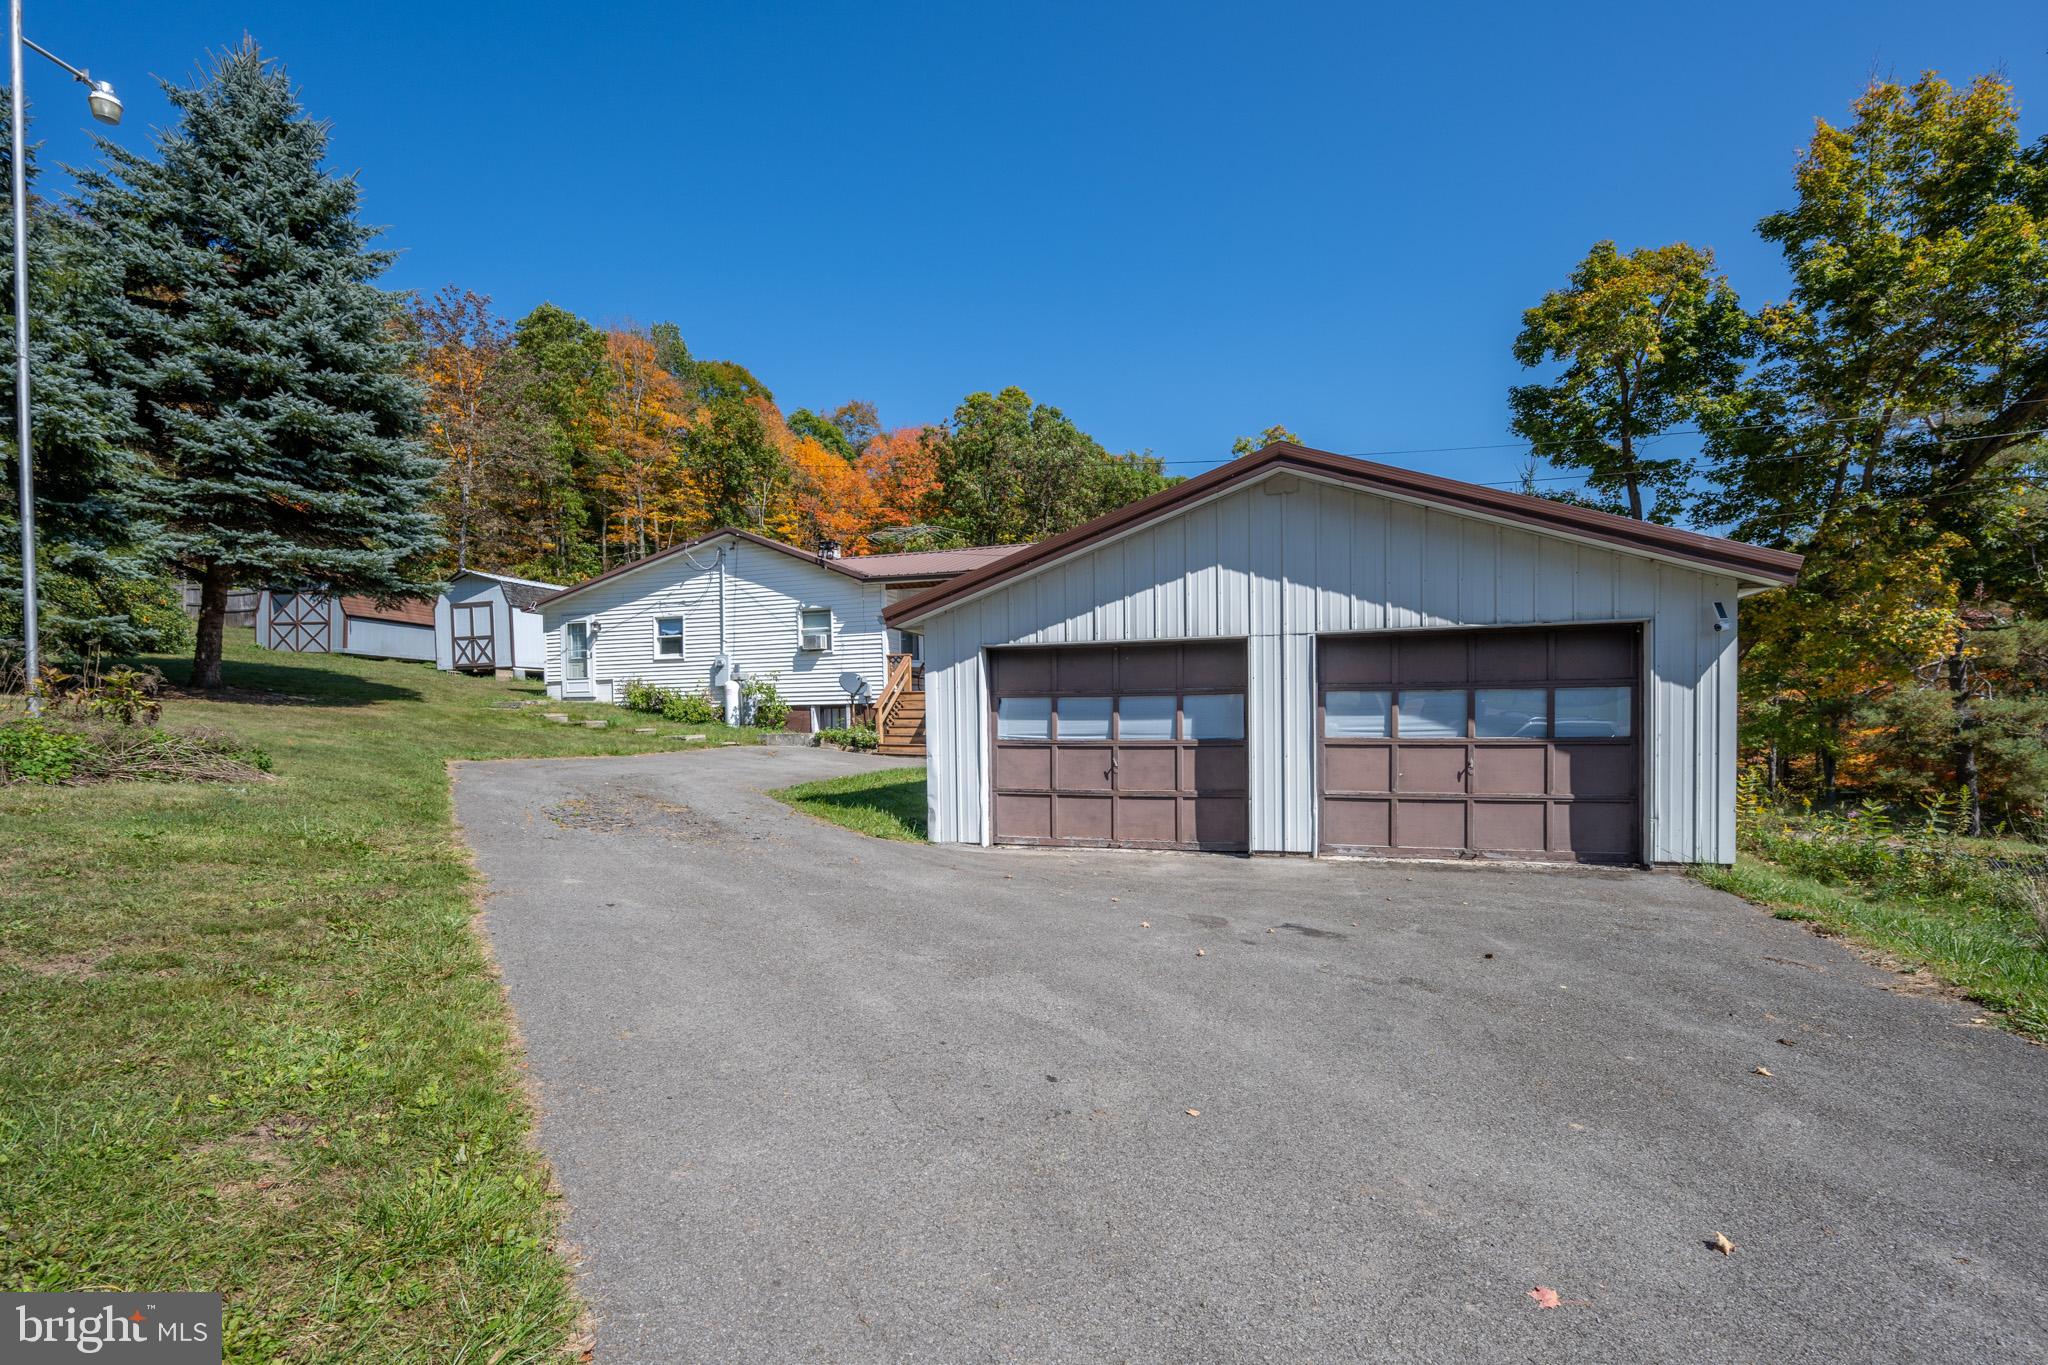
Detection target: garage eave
<box><xmin>883</xmin><ymin>443</ymin><xmax>1803</xmax><ymax>629</ymax></box>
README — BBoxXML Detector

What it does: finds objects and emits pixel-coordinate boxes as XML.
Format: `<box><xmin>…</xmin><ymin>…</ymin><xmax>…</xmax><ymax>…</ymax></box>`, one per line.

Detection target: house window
<box><xmin>798</xmin><ymin>606</ymin><xmax>832</xmax><ymax>651</ymax></box>
<box><xmin>654</xmin><ymin>616</ymin><xmax>684</xmax><ymax>657</ymax></box>
<box><xmin>812</xmin><ymin>704</ymin><xmax>849</xmax><ymax>730</ymax></box>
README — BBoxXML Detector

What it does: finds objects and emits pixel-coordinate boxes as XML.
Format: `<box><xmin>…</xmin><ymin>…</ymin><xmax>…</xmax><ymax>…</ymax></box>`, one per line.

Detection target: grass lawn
<box><xmin>0</xmin><ymin>634</ymin><xmax>753</xmax><ymax>1361</ymax></box>
<box><xmin>1696</xmin><ymin>856</ymin><xmax>2048</xmax><ymax>1041</ymax></box>
<box><xmin>771</xmin><ymin>766</ymin><xmax>928</xmax><ymax>842</ymax></box>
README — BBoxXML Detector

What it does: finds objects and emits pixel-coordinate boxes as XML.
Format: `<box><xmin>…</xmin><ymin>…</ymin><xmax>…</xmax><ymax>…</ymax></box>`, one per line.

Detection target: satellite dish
<box><xmin>839</xmin><ymin>670</ymin><xmax>869</xmax><ymax>703</ymax></box>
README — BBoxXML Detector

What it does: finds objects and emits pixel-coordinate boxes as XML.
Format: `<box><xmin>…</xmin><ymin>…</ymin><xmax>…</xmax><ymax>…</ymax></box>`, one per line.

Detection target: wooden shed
<box><xmin>434</xmin><ymin>571</ymin><xmax>560</xmax><ymax>677</ymax></box>
<box><xmin>255</xmin><ymin>589</ymin><xmax>437</xmax><ymax>663</ymax></box>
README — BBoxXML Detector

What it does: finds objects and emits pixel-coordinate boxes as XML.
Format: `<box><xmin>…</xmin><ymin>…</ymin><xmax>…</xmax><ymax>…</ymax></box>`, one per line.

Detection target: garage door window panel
<box><xmin>998</xmin><ymin>696</ymin><xmax>1051</xmax><ymax>740</ymax></box>
<box><xmin>1118</xmin><ymin>695</ymin><xmax>1176</xmax><ymax>740</ymax></box>
<box><xmin>1475</xmin><ymin>689</ymin><xmax>1545</xmax><ymax>738</ymax></box>
<box><xmin>1057</xmin><ymin>696</ymin><xmax>1112</xmax><ymax>741</ymax></box>
<box><xmin>1396</xmin><ymin>690</ymin><xmax>1467</xmax><ymax>739</ymax></box>
<box><xmin>1556</xmin><ymin>686</ymin><xmax>1631</xmax><ymax>738</ymax></box>
<box><xmin>1182</xmin><ymin>693</ymin><xmax>1244</xmax><ymax>741</ymax></box>
<box><xmin>1325</xmin><ymin>689</ymin><xmax>1390</xmax><ymax>738</ymax></box>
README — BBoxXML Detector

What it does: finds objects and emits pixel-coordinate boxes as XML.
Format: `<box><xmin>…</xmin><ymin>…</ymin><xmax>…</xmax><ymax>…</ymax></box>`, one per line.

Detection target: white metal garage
<box><xmin>882</xmin><ymin>442</ymin><xmax>1802</xmax><ymax>866</ymax></box>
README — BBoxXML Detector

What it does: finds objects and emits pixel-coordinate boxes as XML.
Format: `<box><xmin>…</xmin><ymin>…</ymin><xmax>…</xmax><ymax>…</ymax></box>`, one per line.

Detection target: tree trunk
<box><xmin>191</xmin><ymin>563</ymin><xmax>229</xmax><ymax>690</ymax></box>
<box><xmin>1766</xmin><ymin>742</ymin><xmax>1779</xmax><ymax>792</ymax></box>
<box><xmin>1819</xmin><ymin>747</ymin><xmax>1837</xmax><ymax>797</ymax></box>
<box><xmin>1947</xmin><ymin>647</ymin><xmax>1983</xmax><ymax>837</ymax></box>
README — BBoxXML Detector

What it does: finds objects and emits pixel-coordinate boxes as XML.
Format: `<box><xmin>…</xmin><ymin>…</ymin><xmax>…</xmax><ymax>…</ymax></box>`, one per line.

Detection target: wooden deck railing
<box><xmin>877</xmin><ymin>652</ymin><xmax>920</xmax><ymax>737</ymax></box>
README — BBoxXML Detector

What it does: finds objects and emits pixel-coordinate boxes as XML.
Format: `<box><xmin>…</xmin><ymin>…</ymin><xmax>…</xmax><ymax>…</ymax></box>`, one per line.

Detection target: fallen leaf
<box><xmin>1752</xmin><ymin>1066</ymin><xmax>1773</xmax><ymax>1077</ymax></box>
<box><xmin>1777</xmin><ymin>1038</ymin><xmax>1797</xmax><ymax>1047</ymax></box>
<box><xmin>1139</xmin><ymin>921</ymin><xmax>1150</xmax><ymax>928</ymax></box>
<box><xmin>1711</xmin><ymin>1232</ymin><xmax>1737</xmax><ymax>1256</ymax></box>
<box><xmin>1185</xmin><ymin>1108</ymin><xmax>1200</xmax><ymax>1117</ymax></box>
<box><xmin>1267</xmin><ymin>927</ymin><xmax>1276</xmax><ymax>934</ymax></box>
<box><xmin>1527</xmin><ymin>1286</ymin><xmax>1561</xmax><ymax>1309</ymax></box>
<box><xmin>1195</xmin><ymin>948</ymin><xmax>1207</xmax><ymax>957</ymax></box>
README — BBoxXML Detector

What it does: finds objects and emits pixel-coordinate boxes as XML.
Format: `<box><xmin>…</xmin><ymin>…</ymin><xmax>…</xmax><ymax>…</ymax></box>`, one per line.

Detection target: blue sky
<box><xmin>21</xmin><ymin>2</ymin><xmax>2045</xmax><ymax>487</ymax></box>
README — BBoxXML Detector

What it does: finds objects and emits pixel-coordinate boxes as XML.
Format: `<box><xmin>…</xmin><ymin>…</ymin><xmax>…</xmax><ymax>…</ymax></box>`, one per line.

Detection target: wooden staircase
<box><xmin>876</xmin><ymin>652</ymin><xmax>926</xmax><ymax>756</ymax></box>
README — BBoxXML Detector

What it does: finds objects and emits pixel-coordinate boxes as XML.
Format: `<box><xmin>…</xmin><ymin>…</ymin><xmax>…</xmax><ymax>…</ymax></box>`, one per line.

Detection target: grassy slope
<box><xmin>771</xmin><ymin>767</ymin><xmax>928</xmax><ymax>842</ymax></box>
<box><xmin>1695</xmin><ymin>858</ymin><xmax>2048</xmax><ymax>1040</ymax></box>
<box><xmin>0</xmin><ymin>636</ymin><xmax>751</xmax><ymax>1362</ymax></box>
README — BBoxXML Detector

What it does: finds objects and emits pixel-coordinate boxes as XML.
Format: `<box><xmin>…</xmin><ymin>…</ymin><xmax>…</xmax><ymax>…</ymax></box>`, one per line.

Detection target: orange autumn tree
<box><xmin>858</xmin><ymin>426</ymin><xmax>942</xmax><ymax>535</ymax></box>
<box><xmin>590</xmin><ymin>329</ymin><xmax>694</xmax><ymax>560</ymax></box>
<box><xmin>783</xmin><ymin>434</ymin><xmax>880</xmax><ymax>551</ymax></box>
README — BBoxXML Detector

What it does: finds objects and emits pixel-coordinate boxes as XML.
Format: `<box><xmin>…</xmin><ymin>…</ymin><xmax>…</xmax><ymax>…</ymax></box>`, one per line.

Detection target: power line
<box><xmin>1168</xmin><ymin>396</ymin><xmax>2048</xmax><ymax>479</ymax></box>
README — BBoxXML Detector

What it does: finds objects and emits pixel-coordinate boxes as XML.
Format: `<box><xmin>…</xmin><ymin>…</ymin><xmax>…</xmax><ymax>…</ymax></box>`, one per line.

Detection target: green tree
<box><xmin>1708</xmin><ymin>73</ymin><xmax>2048</xmax><ymax>827</ymax></box>
<box><xmin>787</xmin><ymin>407</ymin><xmax>856</xmax><ymax>462</ymax></box>
<box><xmin>1231</xmin><ymin>424</ymin><xmax>1301</xmax><ymax>457</ymax></box>
<box><xmin>2</xmin><ymin>92</ymin><xmax>184</xmax><ymax>661</ymax></box>
<box><xmin>513</xmin><ymin>302</ymin><xmax>610</xmax><ymax>576</ymax></box>
<box><xmin>1511</xmin><ymin>240</ymin><xmax>1750</xmax><ymax>522</ymax></box>
<box><xmin>682</xmin><ymin>396</ymin><xmax>786</xmax><ymax>530</ymax></box>
<box><xmin>930</xmin><ymin>386</ymin><xmax>1169</xmax><ymax>543</ymax></box>
<box><xmin>76</xmin><ymin>42</ymin><xmax>438</xmax><ymax>688</ymax></box>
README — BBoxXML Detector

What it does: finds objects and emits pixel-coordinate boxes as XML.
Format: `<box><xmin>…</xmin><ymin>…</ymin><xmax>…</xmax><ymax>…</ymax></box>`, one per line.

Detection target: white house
<box><xmin>883</xmin><ymin>443</ymin><xmax>1802</xmax><ymax>866</ymax></box>
<box><xmin>255</xmin><ymin>589</ymin><xmax>437</xmax><ymax>663</ymax></box>
<box><xmin>534</xmin><ymin>529</ymin><xmax>1022</xmax><ymax>746</ymax></box>
<box><xmin>433</xmin><ymin>570</ymin><xmax>560</xmax><ymax>677</ymax></box>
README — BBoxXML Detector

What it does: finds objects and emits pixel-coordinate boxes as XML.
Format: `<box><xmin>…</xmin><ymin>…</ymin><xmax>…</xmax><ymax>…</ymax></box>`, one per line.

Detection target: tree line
<box><xmin>0</xmin><ymin>40</ymin><xmax>1171</xmax><ymax>690</ymax></box>
<box><xmin>409</xmin><ymin>293</ymin><xmax>1172</xmax><ymax>583</ymax></box>
<box><xmin>1507</xmin><ymin>72</ymin><xmax>2047</xmax><ymax>832</ymax></box>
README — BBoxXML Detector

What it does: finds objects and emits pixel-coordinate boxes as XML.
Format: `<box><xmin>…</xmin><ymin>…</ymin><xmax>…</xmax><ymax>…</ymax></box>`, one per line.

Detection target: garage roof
<box><xmin>885</xmin><ymin>442</ymin><xmax>1804</xmax><ymax>628</ymax></box>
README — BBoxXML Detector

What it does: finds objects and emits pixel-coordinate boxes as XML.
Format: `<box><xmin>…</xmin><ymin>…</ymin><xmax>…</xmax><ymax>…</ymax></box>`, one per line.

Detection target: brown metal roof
<box><xmin>885</xmin><ymin>442</ymin><xmax>1804</xmax><ymax>628</ymax></box>
<box><xmin>340</xmin><ymin>594</ymin><xmax>436</xmax><ymax>627</ymax></box>
<box><xmin>836</xmin><ymin>544</ymin><xmax>1029</xmax><ymax>580</ymax></box>
<box><xmin>532</xmin><ymin>528</ymin><xmax>1028</xmax><ymax>609</ymax></box>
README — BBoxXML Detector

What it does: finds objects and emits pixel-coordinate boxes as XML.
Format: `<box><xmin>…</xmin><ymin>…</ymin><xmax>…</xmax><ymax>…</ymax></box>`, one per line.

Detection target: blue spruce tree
<box><xmin>77</xmin><ymin>40</ymin><xmax>440</xmax><ymax>688</ymax></box>
<box><xmin>1</xmin><ymin>90</ymin><xmax>179</xmax><ymax>663</ymax></box>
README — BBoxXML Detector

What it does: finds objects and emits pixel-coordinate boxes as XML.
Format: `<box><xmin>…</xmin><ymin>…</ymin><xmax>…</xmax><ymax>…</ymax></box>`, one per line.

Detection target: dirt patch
<box><xmin>544</xmin><ymin>790</ymin><xmax>742</xmax><ymax>842</ymax></box>
<box><xmin>6</xmin><ymin>951</ymin><xmax>103</xmax><ymax>979</ymax></box>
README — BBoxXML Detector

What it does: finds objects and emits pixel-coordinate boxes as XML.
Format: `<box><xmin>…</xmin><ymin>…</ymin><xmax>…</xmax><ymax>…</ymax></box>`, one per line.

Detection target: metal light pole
<box><xmin>9</xmin><ymin>1</ymin><xmax>119</xmax><ymax>711</ymax></box>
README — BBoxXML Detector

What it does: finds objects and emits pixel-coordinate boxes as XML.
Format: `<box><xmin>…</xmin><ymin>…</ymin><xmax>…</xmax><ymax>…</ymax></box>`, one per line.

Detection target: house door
<box><xmin>452</xmin><ymin>603</ymin><xmax>494</xmax><ymax>670</ymax></box>
<box><xmin>562</xmin><ymin>622</ymin><xmax>593</xmax><ymax>697</ymax></box>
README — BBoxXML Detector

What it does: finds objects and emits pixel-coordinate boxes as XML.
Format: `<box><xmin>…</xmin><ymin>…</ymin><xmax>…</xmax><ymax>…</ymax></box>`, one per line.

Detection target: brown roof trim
<box><xmin>884</xmin><ymin>442</ymin><xmax>1803</xmax><ymax>628</ymax></box>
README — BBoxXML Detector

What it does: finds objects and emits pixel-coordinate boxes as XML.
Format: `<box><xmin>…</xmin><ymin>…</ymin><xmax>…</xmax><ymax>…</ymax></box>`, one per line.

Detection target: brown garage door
<box><xmin>990</xmin><ymin>642</ymin><xmax>1248</xmax><ymax>852</ymax></box>
<box><xmin>1318</xmin><ymin>625</ymin><xmax>1641</xmax><ymax>863</ymax></box>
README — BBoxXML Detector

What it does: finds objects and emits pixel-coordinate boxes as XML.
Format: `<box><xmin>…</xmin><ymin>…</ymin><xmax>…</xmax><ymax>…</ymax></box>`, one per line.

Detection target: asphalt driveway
<box><xmin>454</xmin><ymin>748</ymin><xmax>2048</xmax><ymax>1362</ymax></box>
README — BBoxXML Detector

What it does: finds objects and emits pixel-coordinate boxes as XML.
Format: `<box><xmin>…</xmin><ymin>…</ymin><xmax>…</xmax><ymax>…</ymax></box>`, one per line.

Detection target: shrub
<box><xmin>622</xmin><ymin>678</ymin><xmax>722</xmax><ymax>725</ymax></box>
<box><xmin>1736</xmin><ymin>774</ymin><xmax>2038</xmax><ymax>919</ymax></box>
<box><xmin>818</xmin><ymin>724</ymin><xmax>878</xmax><ymax>752</ymax></box>
<box><xmin>740</xmin><ymin>676</ymin><xmax>790</xmax><ymax>730</ymax></box>
<box><xmin>661</xmin><ymin>690</ymin><xmax>721</xmax><ymax>724</ymax></box>
<box><xmin>0</xmin><ymin>717</ymin><xmax>92</xmax><ymax>784</ymax></box>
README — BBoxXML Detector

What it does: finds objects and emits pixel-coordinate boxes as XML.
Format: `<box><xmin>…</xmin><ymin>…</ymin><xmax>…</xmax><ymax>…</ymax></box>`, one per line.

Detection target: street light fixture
<box><xmin>9</xmin><ymin>5</ymin><xmax>119</xmax><ymax>710</ymax></box>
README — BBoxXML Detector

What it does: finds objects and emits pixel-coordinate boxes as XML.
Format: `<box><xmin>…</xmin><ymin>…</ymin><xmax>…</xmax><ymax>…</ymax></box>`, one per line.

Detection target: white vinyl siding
<box><xmin>540</xmin><ymin>539</ymin><xmax>892</xmax><ymax>709</ymax></box>
<box><xmin>915</xmin><ymin>470</ymin><xmax>1744</xmax><ymax>864</ymax></box>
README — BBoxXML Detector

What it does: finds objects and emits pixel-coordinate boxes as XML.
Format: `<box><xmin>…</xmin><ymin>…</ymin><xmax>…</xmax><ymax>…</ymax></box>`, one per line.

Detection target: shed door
<box><xmin>990</xmin><ymin>642</ymin><xmax>1248</xmax><ymax>852</ymax></box>
<box><xmin>267</xmin><ymin>593</ymin><xmax>330</xmax><ymax>653</ymax></box>
<box><xmin>1318</xmin><ymin>625</ymin><xmax>1641</xmax><ymax>863</ymax></box>
<box><xmin>452</xmin><ymin>602</ymin><xmax>494</xmax><ymax>669</ymax></box>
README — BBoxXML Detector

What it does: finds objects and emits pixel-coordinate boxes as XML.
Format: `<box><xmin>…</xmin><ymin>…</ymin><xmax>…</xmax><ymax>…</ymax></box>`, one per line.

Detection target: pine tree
<box><xmin>75</xmin><ymin>41</ymin><xmax>439</xmax><ymax>688</ymax></box>
<box><xmin>1</xmin><ymin>91</ymin><xmax>177</xmax><ymax>661</ymax></box>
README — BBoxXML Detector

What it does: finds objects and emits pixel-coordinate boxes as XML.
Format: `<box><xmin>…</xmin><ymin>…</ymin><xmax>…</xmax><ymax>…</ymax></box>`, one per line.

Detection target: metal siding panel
<box><xmin>1281</xmin><ymin>630</ymin><xmax>1316</xmax><ymax>852</ymax></box>
<box><xmin>1421</xmin><ymin>510</ymin><xmax>1460</xmax><ymax>625</ymax></box>
<box><xmin>1316</xmin><ymin>484</ymin><xmax>1351</xmax><ymax>632</ymax></box>
<box><xmin>1497</xmin><ymin>529</ymin><xmax>1538</xmax><ymax>624</ymax></box>
<box><xmin>1575</xmin><ymin>545</ymin><xmax>1617</xmax><ymax>621</ymax></box>
<box><xmin>1386</xmin><ymin>500</ymin><xmax>1424</xmax><ymax>629</ymax></box>
<box><xmin>1537</xmin><ymin>537</ymin><xmax>1577</xmax><ymax>620</ymax></box>
<box><xmin>1248</xmin><ymin>631</ymin><xmax>1285</xmax><ymax>852</ymax></box>
<box><xmin>1460</xmin><ymin>522</ymin><xmax>1499</xmax><ymax>624</ymax></box>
